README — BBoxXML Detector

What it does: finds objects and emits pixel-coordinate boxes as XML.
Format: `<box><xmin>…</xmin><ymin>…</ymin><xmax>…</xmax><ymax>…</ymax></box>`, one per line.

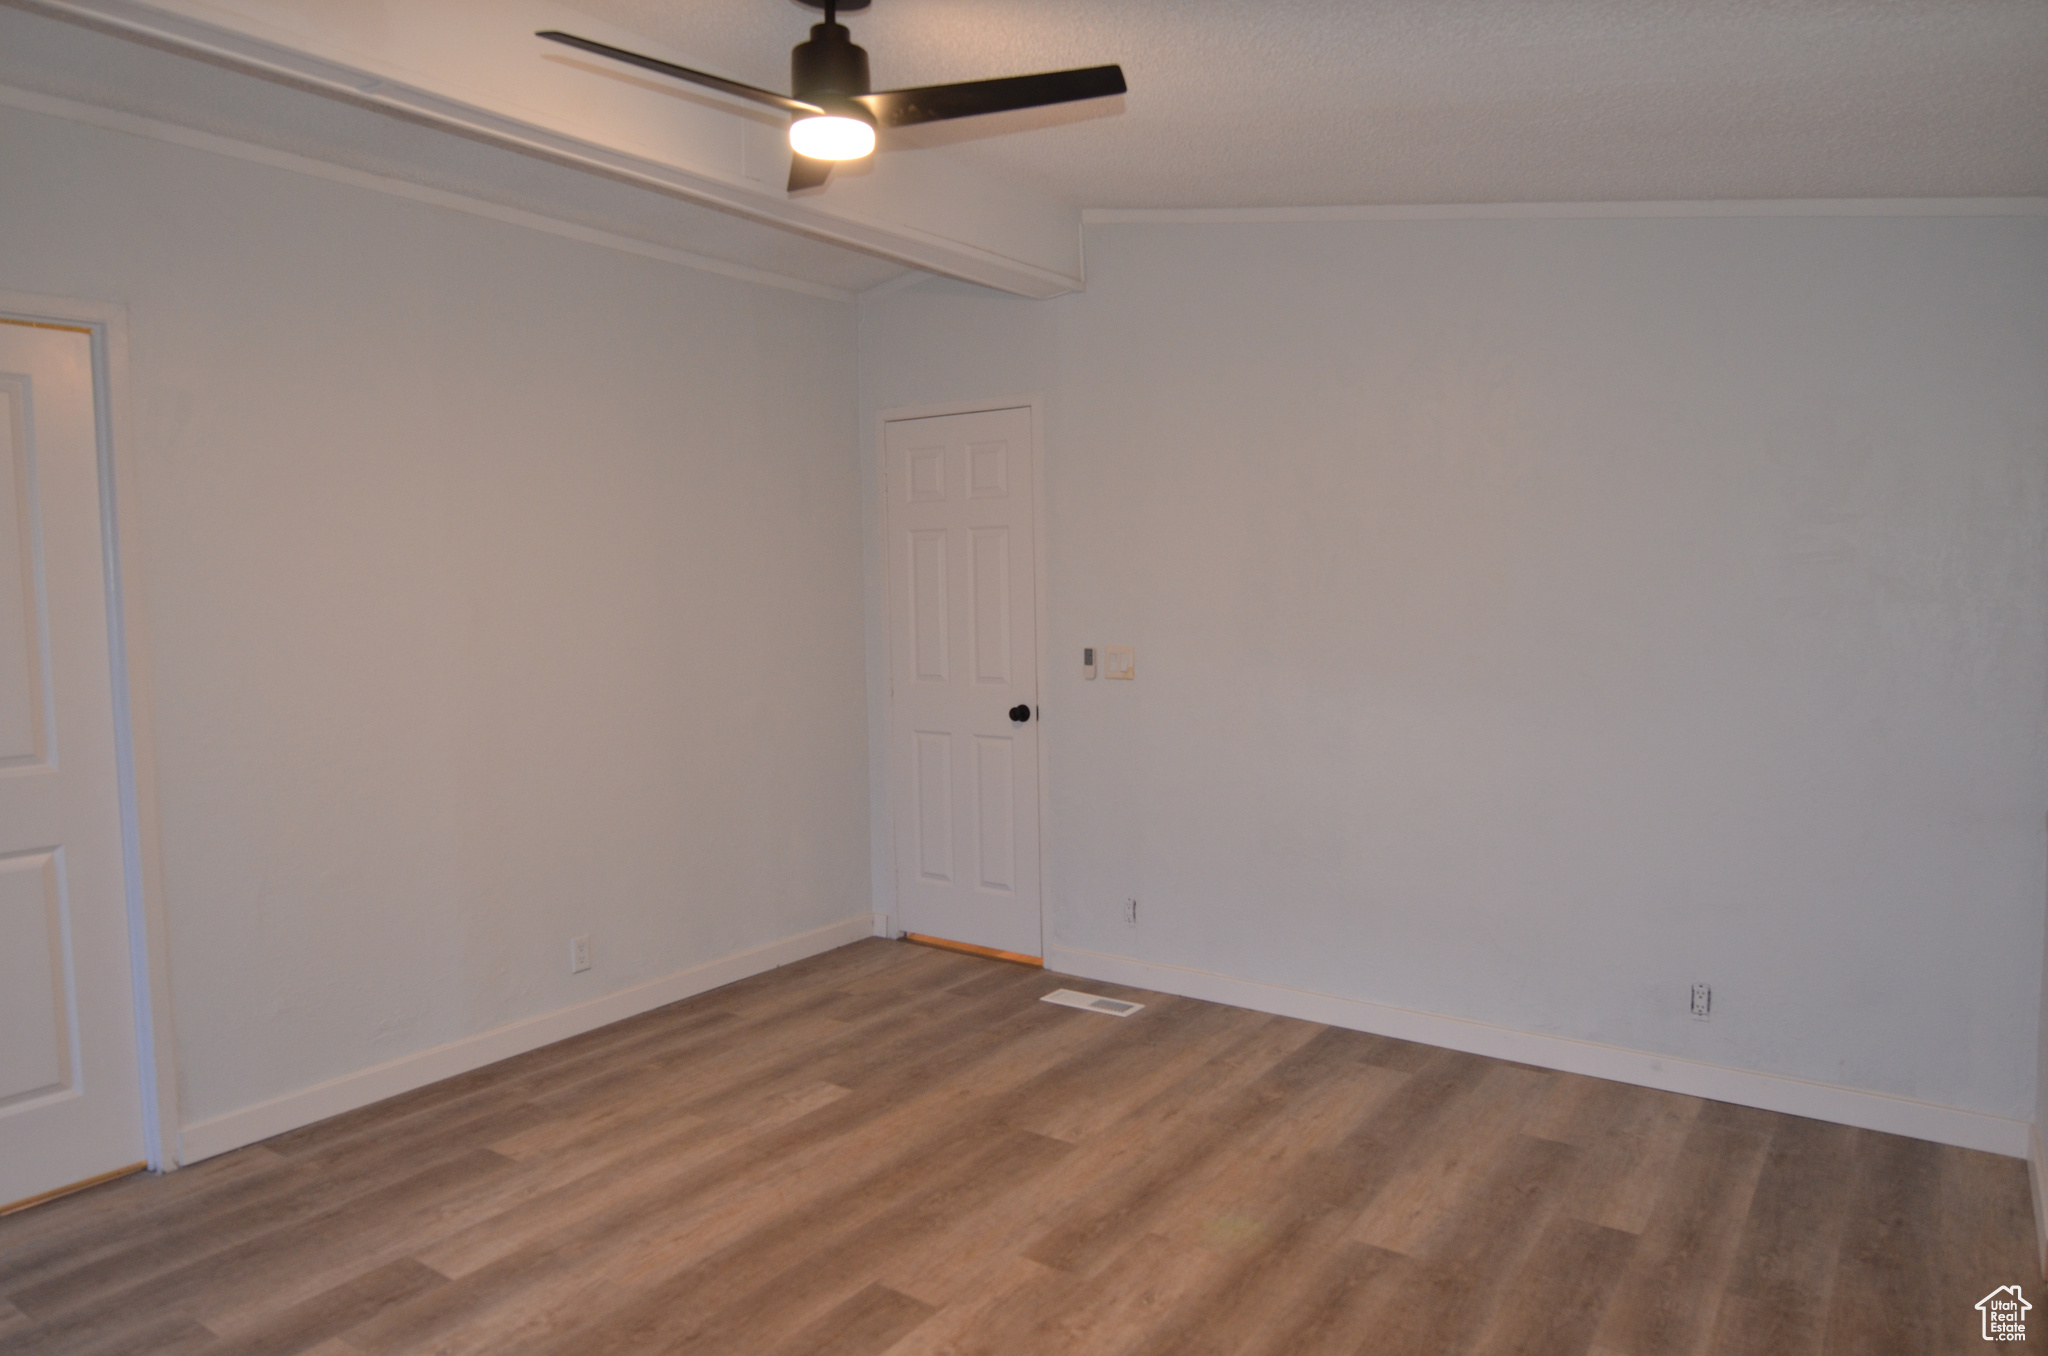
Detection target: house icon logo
<box><xmin>1978</xmin><ymin>1286</ymin><xmax>2030</xmax><ymax>1341</ymax></box>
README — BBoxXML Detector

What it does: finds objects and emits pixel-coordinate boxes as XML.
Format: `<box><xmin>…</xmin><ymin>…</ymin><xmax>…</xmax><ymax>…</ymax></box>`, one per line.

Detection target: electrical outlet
<box><xmin>1124</xmin><ymin>898</ymin><xmax>1138</xmax><ymax>926</ymax></box>
<box><xmin>570</xmin><ymin>935</ymin><xmax>591</xmax><ymax>974</ymax></box>
<box><xmin>1690</xmin><ymin>982</ymin><xmax>1711</xmax><ymax>1020</ymax></box>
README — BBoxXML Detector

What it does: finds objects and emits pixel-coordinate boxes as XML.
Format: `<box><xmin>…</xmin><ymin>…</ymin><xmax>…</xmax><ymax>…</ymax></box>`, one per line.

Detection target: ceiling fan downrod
<box><xmin>791</xmin><ymin>13</ymin><xmax>871</xmax><ymax>105</ymax></box>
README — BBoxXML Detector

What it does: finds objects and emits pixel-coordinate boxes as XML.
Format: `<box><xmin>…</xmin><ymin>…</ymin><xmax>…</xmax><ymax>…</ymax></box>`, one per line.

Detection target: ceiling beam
<box><xmin>31</xmin><ymin>0</ymin><xmax>1087</xmax><ymax>297</ymax></box>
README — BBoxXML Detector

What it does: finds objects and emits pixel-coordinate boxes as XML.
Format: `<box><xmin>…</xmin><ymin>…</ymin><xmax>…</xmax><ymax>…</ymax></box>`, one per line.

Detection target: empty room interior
<box><xmin>1</xmin><ymin>0</ymin><xmax>2045</xmax><ymax>1352</ymax></box>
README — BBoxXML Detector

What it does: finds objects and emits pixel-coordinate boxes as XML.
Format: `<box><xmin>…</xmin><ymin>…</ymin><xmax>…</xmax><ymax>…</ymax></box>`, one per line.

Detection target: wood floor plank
<box><xmin>1310</xmin><ymin>1255</ymin><xmax>1480</xmax><ymax>1355</ymax></box>
<box><xmin>408</xmin><ymin>978</ymin><xmax>1111</xmax><ymax>1285</ymax></box>
<box><xmin>458</xmin><ymin>979</ymin><xmax>1097</xmax><ymax>1245</ymax></box>
<box><xmin>6</xmin><ymin>1148</ymin><xmax>507</xmax><ymax>1320</ymax></box>
<box><xmin>871</xmin><ymin>1254</ymin><xmax>1066</xmax><ymax>1356</ymax></box>
<box><xmin>415</xmin><ymin>1078</ymin><xmax>859</xmax><ymax>1280</ymax></box>
<box><xmin>205</xmin><ymin>1257</ymin><xmax>446</xmax><ymax>1355</ymax></box>
<box><xmin>767</xmin><ymin>1281</ymin><xmax>937</xmax><ymax>1356</ymax></box>
<box><xmin>479</xmin><ymin>988</ymin><xmax>1175</xmax><ymax>1344</ymax></box>
<box><xmin>1819</xmin><ymin>1131</ymin><xmax>1945</xmax><ymax>1356</ymax></box>
<box><xmin>1024</xmin><ymin>1027</ymin><xmax>1442</xmax><ymax>1278</ymax></box>
<box><xmin>0</xmin><ymin>940</ymin><xmax>2026</xmax><ymax>1356</ymax></box>
<box><xmin>267</xmin><ymin>938</ymin><xmax>919</xmax><ymax>1163</ymax></box>
<box><xmin>1028</xmin><ymin>1231</ymin><xmax>1229</xmax><ymax>1356</ymax></box>
<box><xmin>1933</xmin><ymin>1143</ymin><xmax>2038</xmax><ymax>1353</ymax></box>
<box><xmin>7</xmin><ymin>1150</ymin><xmax>508</xmax><ymax>1356</ymax></box>
<box><xmin>1123</xmin><ymin>1140</ymin><xmax>1412</xmax><ymax>1356</ymax></box>
<box><xmin>480</xmin><ymin>1004</ymin><xmax>865</xmax><ymax>1161</ymax></box>
<box><xmin>345</xmin><ymin>979</ymin><xmax>1129</xmax><ymax>1353</ymax></box>
<box><xmin>1468</xmin><ymin>1214</ymin><xmax>1638</xmax><ymax>1356</ymax></box>
<box><xmin>876</xmin><ymin>1011</ymin><xmax>1324</xmax><ymax>1309</ymax></box>
<box><xmin>524</xmin><ymin>1127</ymin><xmax>1072</xmax><ymax>1354</ymax></box>
<box><xmin>931</xmin><ymin>1230</ymin><xmax>1229</xmax><ymax>1356</ymax></box>
<box><xmin>1347</xmin><ymin>1060</ymin><xmax>1555</xmax><ymax>1256</ymax></box>
<box><xmin>1589</xmin><ymin>1117</ymin><xmax>1773</xmax><ymax>1356</ymax></box>
<box><xmin>0</xmin><ymin>1149</ymin><xmax>307</xmax><ymax>1297</ymax></box>
<box><xmin>1559</xmin><ymin>1088</ymin><xmax>1706</xmax><ymax>1238</ymax></box>
<box><xmin>191</xmin><ymin>1135</ymin><xmax>633</xmax><ymax>1339</ymax></box>
<box><xmin>1521</xmin><ymin>1070</ymin><xmax>1609</xmax><ymax>1144</ymax></box>
<box><xmin>1235</xmin><ymin>1240</ymin><xmax>1416</xmax><ymax>1356</ymax></box>
<box><xmin>3</xmin><ymin>1113</ymin><xmax>525</xmax><ymax>1318</ymax></box>
<box><xmin>0</xmin><ymin>1147</ymin><xmax>288</xmax><ymax>1275</ymax></box>
<box><xmin>1704</xmin><ymin>1115</ymin><xmax>1858</xmax><ymax>1355</ymax></box>
<box><xmin>1350</xmin><ymin>1046</ymin><xmax>1497</xmax><ymax>1150</ymax></box>
<box><xmin>0</xmin><ymin>1307</ymin><xmax>217</xmax><ymax>1356</ymax></box>
<box><xmin>1414</xmin><ymin>1131</ymin><xmax>1584</xmax><ymax>1272</ymax></box>
<box><xmin>1293</xmin><ymin>1132</ymin><xmax>1586</xmax><ymax>1356</ymax></box>
<box><xmin>1009</xmin><ymin>997</ymin><xmax>1258</xmax><ymax>1144</ymax></box>
<box><xmin>1145</xmin><ymin>1059</ymin><xmax>1408</xmax><ymax>1262</ymax></box>
<box><xmin>1346</xmin><ymin>1031</ymin><xmax>1443</xmax><ymax>1074</ymax></box>
<box><xmin>672</xmin><ymin>1129</ymin><xmax>1080</xmax><ymax>1356</ymax></box>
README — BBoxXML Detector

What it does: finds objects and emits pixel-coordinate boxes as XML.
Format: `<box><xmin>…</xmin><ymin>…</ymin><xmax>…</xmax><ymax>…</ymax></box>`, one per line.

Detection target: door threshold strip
<box><xmin>1</xmin><ymin>1162</ymin><xmax>147</xmax><ymax>1218</ymax></box>
<box><xmin>902</xmin><ymin>933</ymin><xmax>1043</xmax><ymax>967</ymax></box>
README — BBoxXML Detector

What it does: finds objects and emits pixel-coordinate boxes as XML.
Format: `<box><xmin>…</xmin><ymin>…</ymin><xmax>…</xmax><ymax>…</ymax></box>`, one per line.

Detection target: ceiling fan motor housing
<box><xmin>792</xmin><ymin>23</ymin><xmax>871</xmax><ymax>103</ymax></box>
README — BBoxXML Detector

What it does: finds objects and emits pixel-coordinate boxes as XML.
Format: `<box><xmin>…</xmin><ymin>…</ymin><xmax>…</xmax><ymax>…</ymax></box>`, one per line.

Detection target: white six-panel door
<box><xmin>885</xmin><ymin>406</ymin><xmax>1041</xmax><ymax>958</ymax></box>
<box><xmin>0</xmin><ymin>320</ymin><xmax>146</xmax><ymax>1208</ymax></box>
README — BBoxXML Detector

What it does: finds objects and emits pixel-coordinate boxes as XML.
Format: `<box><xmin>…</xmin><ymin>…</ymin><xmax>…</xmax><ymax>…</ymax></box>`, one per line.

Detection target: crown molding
<box><xmin>1083</xmin><ymin>198</ymin><xmax>2048</xmax><ymax>225</ymax></box>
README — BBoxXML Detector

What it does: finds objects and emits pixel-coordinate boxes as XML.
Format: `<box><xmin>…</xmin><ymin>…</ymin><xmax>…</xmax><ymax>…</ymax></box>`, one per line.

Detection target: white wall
<box><xmin>862</xmin><ymin>213</ymin><xmax>2048</xmax><ymax>1128</ymax></box>
<box><xmin>0</xmin><ymin>103</ymin><xmax>869</xmax><ymax>1137</ymax></box>
<box><xmin>9</xmin><ymin>80</ymin><xmax>2042</xmax><ymax>1162</ymax></box>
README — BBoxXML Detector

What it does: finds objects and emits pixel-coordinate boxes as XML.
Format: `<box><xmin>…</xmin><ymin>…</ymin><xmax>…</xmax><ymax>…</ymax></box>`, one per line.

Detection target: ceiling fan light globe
<box><xmin>789</xmin><ymin>114</ymin><xmax>875</xmax><ymax>161</ymax></box>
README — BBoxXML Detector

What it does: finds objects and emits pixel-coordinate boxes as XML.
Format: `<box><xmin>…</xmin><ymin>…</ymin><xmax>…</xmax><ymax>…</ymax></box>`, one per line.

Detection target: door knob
<box><xmin>1009</xmin><ymin>704</ymin><xmax>1032</xmax><ymax>723</ymax></box>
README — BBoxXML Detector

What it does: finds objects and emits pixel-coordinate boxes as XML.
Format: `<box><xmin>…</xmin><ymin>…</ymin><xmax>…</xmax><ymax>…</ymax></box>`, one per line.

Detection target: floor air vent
<box><xmin>1041</xmin><ymin>989</ymin><xmax>1144</xmax><ymax>1017</ymax></box>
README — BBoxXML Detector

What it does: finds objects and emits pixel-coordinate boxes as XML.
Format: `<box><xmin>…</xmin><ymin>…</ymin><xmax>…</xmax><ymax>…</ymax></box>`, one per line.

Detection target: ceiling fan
<box><xmin>538</xmin><ymin>0</ymin><xmax>1126</xmax><ymax>193</ymax></box>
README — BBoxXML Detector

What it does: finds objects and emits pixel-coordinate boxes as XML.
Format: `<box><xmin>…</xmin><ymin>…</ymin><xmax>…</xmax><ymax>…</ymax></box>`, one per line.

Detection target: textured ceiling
<box><xmin>560</xmin><ymin>0</ymin><xmax>2048</xmax><ymax>207</ymax></box>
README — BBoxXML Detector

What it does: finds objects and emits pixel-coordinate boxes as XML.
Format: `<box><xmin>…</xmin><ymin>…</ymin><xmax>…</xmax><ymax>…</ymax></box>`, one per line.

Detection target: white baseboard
<box><xmin>177</xmin><ymin>913</ymin><xmax>879</xmax><ymax>1164</ymax></box>
<box><xmin>1046</xmin><ymin>944</ymin><xmax>2031</xmax><ymax>1160</ymax></box>
<box><xmin>2031</xmin><ymin>1123</ymin><xmax>2048</xmax><ymax>1279</ymax></box>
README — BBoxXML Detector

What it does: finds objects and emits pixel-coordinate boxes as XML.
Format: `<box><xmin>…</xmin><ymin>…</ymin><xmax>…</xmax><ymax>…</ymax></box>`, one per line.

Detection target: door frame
<box><xmin>873</xmin><ymin>396</ymin><xmax>1051</xmax><ymax>958</ymax></box>
<box><xmin>0</xmin><ymin>290</ymin><xmax>180</xmax><ymax>1174</ymax></box>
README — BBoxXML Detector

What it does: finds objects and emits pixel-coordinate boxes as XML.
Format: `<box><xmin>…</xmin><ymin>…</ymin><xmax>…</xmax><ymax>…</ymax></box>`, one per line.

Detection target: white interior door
<box><xmin>0</xmin><ymin>319</ymin><xmax>146</xmax><ymax>1208</ymax></box>
<box><xmin>886</xmin><ymin>406</ymin><xmax>1041</xmax><ymax>959</ymax></box>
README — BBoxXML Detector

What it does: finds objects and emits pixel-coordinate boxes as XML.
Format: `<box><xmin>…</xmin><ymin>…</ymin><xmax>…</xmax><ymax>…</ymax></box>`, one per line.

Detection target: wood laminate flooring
<box><xmin>0</xmin><ymin>938</ymin><xmax>2034</xmax><ymax>1355</ymax></box>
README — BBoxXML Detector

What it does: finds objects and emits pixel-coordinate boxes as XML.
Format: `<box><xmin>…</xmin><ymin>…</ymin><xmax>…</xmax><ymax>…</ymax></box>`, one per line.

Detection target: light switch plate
<box><xmin>1104</xmin><ymin>646</ymin><xmax>1134</xmax><ymax>680</ymax></box>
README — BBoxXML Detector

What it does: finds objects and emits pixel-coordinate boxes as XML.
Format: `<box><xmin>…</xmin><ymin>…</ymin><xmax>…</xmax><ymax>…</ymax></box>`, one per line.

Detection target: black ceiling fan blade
<box><xmin>788</xmin><ymin>154</ymin><xmax>835</xmax><ymax>193</ymax></box>
<box><xmin>537</xmin><ymin>31</ymin><xmax>820</xmax><ymax>117</ymax></box>
<box><xmin>857</xmin><ymin>65</ymin><xmax>1125</xmax><ymax>128</ymax></box>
